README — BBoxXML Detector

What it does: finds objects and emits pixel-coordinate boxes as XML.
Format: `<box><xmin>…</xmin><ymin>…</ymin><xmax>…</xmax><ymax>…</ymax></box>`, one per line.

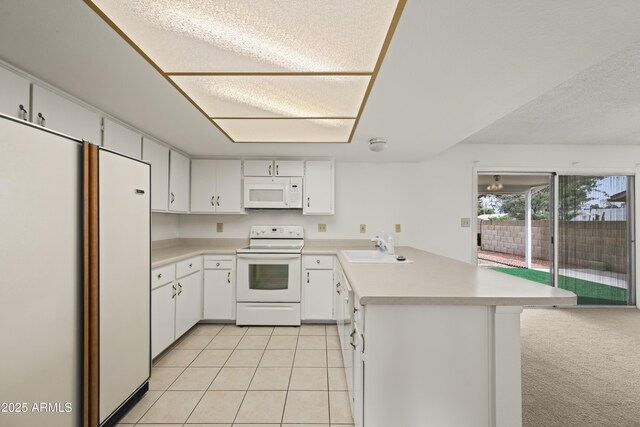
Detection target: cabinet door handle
<box><xmin>216</xmin><ymin>262</ymin><xmax>220</xmax><ymax>267</ymax></box>
<box><xmin>276</xmin><ymin>164</ymin><xmax>279</xmax><ymax>175</ymax></box>
<box><xmin>211</xmin><ymin>196</ymin><xmax>215</xmax><ymax>206</ymax></box>
<box><xmin>178</xmin><ymin>283</ymin><xmax>182</xmax><ymax>295</ymax></box>
<box><xmin>227</xmin><ymin>271</ymin><xmax>231</xmax><ymax>284</ymax></box>
<box><xmin>268</xmin><ymin>164</ymin><xmax>272</xmax><ymax>175</ymax></box>
<box><xmin>37</xmin><ymin>112</ymin><xmax>46</xmax><ymax>127</ymax></box>
<box><xmin>307</xmin><ymin>197</ymin><xmax>310</xmax><ymax>208</ymax></box>
<box><xmin>172</xmin><ymin>284</ymin><xmax>176</xmax><ymax>298</ymax></box>
<box><xmin>170</xmin><ymin>192</ymin><xmax>175</xmax><ymax>204</ymax></box>
<box><xmin>19</xmin><ymin>104</ymin><xmax>28</xmax><ymax>121</ymax></box>
<box><xmin>216</xmin><ymin>196</ymin><xmax>220</xmax><ymax>206</ymax></box>
<box><xmin>157</xmin><ymin>273</ymin><xmax>162</xmax><ymax>279</ymax></box>
<box><xmin>189</xmin><ymin>263</ymin><xmax>193</xmax><ymax>268</ymax></box>
<box><xmin>316</xmin><ymin>259</ymin><xmax>320</xmax><ymax>264</ymax></box>
<box><xmin>306</xmin><ymin>271</ymin><xmax>310</xmax><ymax>283</ymax></box>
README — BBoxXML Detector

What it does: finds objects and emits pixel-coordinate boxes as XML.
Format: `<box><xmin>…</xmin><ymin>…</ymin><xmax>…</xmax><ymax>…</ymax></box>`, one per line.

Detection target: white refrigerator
<box><xmin>0</xmin><ymin>114</ymin><xmax>151</xmax><ymax>427</ymax></box>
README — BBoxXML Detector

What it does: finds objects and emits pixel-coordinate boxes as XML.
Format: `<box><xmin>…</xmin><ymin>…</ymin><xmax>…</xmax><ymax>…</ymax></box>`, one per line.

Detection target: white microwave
<box><xmin>244</xmin><ymin>177</ymin><xmax>303</xmax><ymax>209</ymax></box>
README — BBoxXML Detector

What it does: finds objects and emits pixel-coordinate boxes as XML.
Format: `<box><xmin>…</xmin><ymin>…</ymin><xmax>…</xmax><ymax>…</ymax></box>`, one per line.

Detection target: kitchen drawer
<box><xmin>176</xmin><ymin>256</ymin><xmax>202</xmax><ymax>278</ymax></box>
<box><xmin>204</xmin><ymin>257</ymin><xmax>235</xmax><ymax>270</ymax></box>
<box><xmin>152</xmin><ymin>265</ymin><xmax>174</xmax><ymax>289</ymax></box>
<box><xmin>304</xmin><ymin>255</ymin><xmax>333</xmax><ymax>269</ymax></box>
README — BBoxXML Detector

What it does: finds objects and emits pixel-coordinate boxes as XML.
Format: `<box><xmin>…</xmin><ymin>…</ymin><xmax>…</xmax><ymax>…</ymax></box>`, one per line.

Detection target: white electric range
<box><xmin>236</xmin><ymin>226</ymin><xmax>304</xmax><ymax>326</ymax></box>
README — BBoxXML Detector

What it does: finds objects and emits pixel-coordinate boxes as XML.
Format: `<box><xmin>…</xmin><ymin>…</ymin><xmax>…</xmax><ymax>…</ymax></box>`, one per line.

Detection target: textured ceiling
<box><xmin>463</xmin><ymin>42</ymin><xmax>640</xmax><ymax>146</ymax></box>
<box><xmin>1</xmin><ymin>0</ymin><xmax>640</xmax><ymax>160</ymax></box>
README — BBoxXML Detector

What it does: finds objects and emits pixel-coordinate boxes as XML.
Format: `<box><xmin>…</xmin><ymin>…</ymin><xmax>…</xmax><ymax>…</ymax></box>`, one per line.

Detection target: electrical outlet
<box><xmin>395</xmin><ymin>224</ymin><xmax>402</xmax><ymax>232</ymax></box>
<box><xmin>318</xmin><ymin>224</ymin><xmax>327</xmax><ymax>232</ymax></box>
<box><xmin>360</xmin><ymin>224</ymin><xmax>366</xmax><ymax>233</ymax></box>
<box><xmin>216</xmin><ymin>222</ymin><xmax>224</xmax><ymax>232</ymax></box>
<box><xmin>460</xmin><ymin>218</ymin><xmax>471</xmax><ymax>228</ymax></box>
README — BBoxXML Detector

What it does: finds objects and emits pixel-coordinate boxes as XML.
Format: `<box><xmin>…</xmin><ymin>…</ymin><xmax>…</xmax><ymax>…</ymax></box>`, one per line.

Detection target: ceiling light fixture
<box><xmin>84</xmin><ymin>0</ymin><xmax>406</xmax><ymax>143</ymax></box>
<box><xmin>486</xmin><ymin>175</ymin><xmax>504</xmax><ymax>191</ymax></box>
<box><xmin>369</xmin><ymin>137</ymin><xmax>387</xmax><ymax>152</ymax></box>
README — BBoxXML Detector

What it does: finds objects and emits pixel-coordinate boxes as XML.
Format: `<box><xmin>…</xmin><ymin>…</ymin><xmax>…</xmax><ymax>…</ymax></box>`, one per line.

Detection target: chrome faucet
<box><xmin>371</xmin><ymin>234</ymin><xmax>396</xmax><ymax>256</ymax></box>
<box><xmin>371</xmin><ymin>235</ymin><xmax>387</xmax><ymax>252</ymax></box>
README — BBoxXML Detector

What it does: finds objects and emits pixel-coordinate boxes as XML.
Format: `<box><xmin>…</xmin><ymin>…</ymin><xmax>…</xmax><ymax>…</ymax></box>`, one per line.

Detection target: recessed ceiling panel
<box><xmin>170</xmin><ymin>75</ymin><xmax>370</xmax><ymax>118</ymax></box>
<box><xmin>89</xmin><ymin>0</ymin><xmax>400</xmax><ymax>72</ymax></box>
<box><xmin>85</xmin><ymin>0</ymin><xmax>405</xmax><ymax>142</ymax></box>
<box><xmin>217</xmin><ymin>118</ymin><xmax>355</xmax><ymax>143</ymax></box>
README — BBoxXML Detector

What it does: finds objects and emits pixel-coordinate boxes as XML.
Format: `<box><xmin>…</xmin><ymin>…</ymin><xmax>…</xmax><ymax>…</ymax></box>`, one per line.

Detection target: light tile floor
<box><xmin>116</xmin><ymin>323</ymin><xmax>354</xmax><ymax>427</ymax></box>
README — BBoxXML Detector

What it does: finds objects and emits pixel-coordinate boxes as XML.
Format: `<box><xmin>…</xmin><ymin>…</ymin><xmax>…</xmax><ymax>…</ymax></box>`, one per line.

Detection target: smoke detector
<box><xmin>369</xmin><ymin>138</ymin><xmax>387</xmax><ymax>152</ymax></box>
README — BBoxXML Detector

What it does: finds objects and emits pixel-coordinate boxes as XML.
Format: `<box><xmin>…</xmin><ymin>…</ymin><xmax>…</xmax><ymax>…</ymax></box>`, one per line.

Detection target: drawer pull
<box><xmin>157</xmin><ymin>273</ymin><xmax>162</xmax><ymax>279</ymax></box>
<box><xmin>216</xmin><ymin>262</ymin><xmax>220</xmax><ymax>267</ymax></box>
<box><xmin>189</xmin><ymin>263</ymin><xmax>193</xmax><ymax>268</ymax></box>
<box><xmin>316</xmin><ymin>259</ymin><xmax>320</xmax><ymax>264</ymax></box>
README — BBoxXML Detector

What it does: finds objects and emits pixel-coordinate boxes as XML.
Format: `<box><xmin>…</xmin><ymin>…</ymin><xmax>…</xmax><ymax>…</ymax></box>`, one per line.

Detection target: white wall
<box><xmin>151</xmin><ymin>213</ymin><xmax>179</xmax><ymax>241</ymax></box>
<box><xmin>412</xmin><ymin>143</ymin><xmax>640</xmax><ymax>263</ymax></box>
<box><xmin>177</xmin><ymin>162</ymin><xmax>420</xmax><ymax>245</ymax></box>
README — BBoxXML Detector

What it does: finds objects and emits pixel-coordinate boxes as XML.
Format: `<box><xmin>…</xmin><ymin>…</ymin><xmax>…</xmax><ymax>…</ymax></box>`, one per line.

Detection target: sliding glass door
<box><xmin>557</xmin><ymin>175</ymin><xmax>635</xmax><ymax>305</ymax></box>
<box><xmin>477</xmin><ymin>172</ymin><xmax>635</xmax><ymax>306</ymax></box>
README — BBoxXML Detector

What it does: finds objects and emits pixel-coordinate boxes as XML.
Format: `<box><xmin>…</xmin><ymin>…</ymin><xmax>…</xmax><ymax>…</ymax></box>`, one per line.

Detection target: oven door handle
<box><xmin>237</xmin><ymin>253</ymin><xmax>300</xmax><ymax>260</ymax></box>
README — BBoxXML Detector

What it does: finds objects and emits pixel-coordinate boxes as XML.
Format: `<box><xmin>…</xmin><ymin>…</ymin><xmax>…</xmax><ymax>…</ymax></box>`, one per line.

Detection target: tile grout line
<box><xmin>280</xmin><ymin>327</ymin><xmax>300</xmax><ymax>425</ymax></box>
<box><xmin>138</xmin><ymin>323</ymin><xmax>221</xmax><ymax>424</ymax></box>
<box><xmin>179</xmin><ymin>325</ymin><xmax>242</xmax><ymax>424</ymax></box>
<box><xmin>326</xmin><ymin>327</ymin><xmax>332</xmax><ymax>426</ymax></box>
<box><xmin>231</xmin><ymin>326</ymin><xmax>273</xmax><ymax>424</ymax></box>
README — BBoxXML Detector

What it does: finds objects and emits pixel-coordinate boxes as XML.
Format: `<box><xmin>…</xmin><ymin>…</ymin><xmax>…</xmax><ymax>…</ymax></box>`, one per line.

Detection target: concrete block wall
<box><xmin>478</xmin><ymin>220</ymin><xmax>627</xmax><ymax>273</ymax></box>
<box><xmin>478</xmin><ymin>220</ymin><xmax>549</xmax><ymax>259</ymax></box>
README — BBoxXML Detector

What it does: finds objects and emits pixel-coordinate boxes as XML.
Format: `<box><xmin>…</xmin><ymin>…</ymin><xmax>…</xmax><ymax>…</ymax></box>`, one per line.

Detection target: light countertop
<box><xmin>151</xmin><ymin>239</ymin><xmax>577</xmax><ymax>307</ymax></box>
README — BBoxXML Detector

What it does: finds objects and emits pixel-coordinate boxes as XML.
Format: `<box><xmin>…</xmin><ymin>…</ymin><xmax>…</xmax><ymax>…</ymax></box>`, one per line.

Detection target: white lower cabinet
<box><xmin>203</xmin><ymin>256</ymin><xmax>236</xmax><ymax>320</ymax></box>
<box><xmin>302</xmin><ymin>270</ymin><xmax>334</xmax><ymax>320</ymax></box>
<box><xmin>151</xmin><ymin>256</ymin><xmax>203</xmax><ymax>358</ymax></box>
<box><xmin>151</xmin><ymin>280</ymin><xmax>176</xmax><ymax>359</ymax></box>
<box><xmin>175</xmin><ymin>270</ymin><xmax>203</xmax><ymax>338</ymax></box>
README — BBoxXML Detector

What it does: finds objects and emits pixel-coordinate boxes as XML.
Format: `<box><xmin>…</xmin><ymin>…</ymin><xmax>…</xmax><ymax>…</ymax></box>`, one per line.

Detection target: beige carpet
<box><xmin>521</xmin><ymin>308</ymin><xmax>640</xmax><ymax>427</ymax></box>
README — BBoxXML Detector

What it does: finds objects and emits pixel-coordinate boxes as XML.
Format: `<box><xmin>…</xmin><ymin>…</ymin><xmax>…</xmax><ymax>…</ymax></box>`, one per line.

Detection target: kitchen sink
<box><xmin>342</xmin><ymin>250</ymin><xmax>413</xmax><ymax>264</ymax></box>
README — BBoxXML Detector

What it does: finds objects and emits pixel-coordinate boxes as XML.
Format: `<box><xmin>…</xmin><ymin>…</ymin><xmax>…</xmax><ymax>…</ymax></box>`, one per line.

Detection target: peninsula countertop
<box><xmin>151</xmin><ymin>239</ymin><xmax>577</xmax><ymax>307</ymax></box>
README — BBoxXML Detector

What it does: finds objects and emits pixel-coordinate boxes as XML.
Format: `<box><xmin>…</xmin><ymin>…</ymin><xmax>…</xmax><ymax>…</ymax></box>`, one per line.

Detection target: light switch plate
<box><xmin>360</xmin><ymin>224</ymin><xmax>366</xmax><ymax>233</ymax></box>
<box><xmin>216</xmin><ymin>222</ymin><xmax>224</xmax><ymax>232</ymax></box>
<box><xmin>460</xmin><ymin>218</ymin><xmax>471</xmax><ymax>228</ymax></box>
<box><xmin>318</xmin><ymin>224</ymin><xmax>327</xmax><ymax>232</ymax></box>
<box><xmin>395</xmin><ymin>224</ymin><xmax>402</xmax><ymax>232</ymax></box>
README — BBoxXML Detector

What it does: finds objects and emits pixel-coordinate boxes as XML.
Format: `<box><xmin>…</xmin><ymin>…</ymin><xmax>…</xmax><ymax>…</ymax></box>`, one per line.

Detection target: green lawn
<box><xmin>491</xmin><ymin>267</ymin><xmax>628</xmax><ymax>305</ymax></box>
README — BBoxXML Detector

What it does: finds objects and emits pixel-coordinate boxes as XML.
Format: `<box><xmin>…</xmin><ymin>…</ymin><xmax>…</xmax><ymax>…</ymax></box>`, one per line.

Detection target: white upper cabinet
<box><xmin>102</xmin><ymin>118</ymin><xmax>142</xmax><ymax>159</ymax></box>
<box><xmin>0</xmin><ymin>66</ymin><xmax>30</xmax><ymax>120</ymax></box>
<box><xmin>304</xmin><ymin>160</ymin><xmax>334</xmax><ymax>215</ymax></box>
<box><xmin>244</xmin><ymin>159</ymin><xmax>274</xmax><ymax>177</ymax></box>
<box><xmin>215</xmin><ymin>160</ymin><xmax>243</xmax><ymax>213</ymax></box>
<box><xmin>142</xmin><ymin>138</ymin><xmax>169</xmax><ymax>211</ymax></box>
<box><xmin>191</xmin><ymin>159</ymin><xmax>217</xmax><ymax>213</ymax></box>
<box><xmin>32</xmin><ymin>84</ymin><xmax>102</xmax><ymax>144</ymax></box>
<box><xmin>169</xmin><ymin>150</ymin><xmax>190</xmax><ymax>212</ymax></box>
<box><xmin>191</xmin><ymin>159</ymin><xmax>242</xmax><ymax>213</ymax></box>
<box><xmin>275</xmin><ymin>160</ymin><xmax>304</xmax><ymax>177</ymax></box>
